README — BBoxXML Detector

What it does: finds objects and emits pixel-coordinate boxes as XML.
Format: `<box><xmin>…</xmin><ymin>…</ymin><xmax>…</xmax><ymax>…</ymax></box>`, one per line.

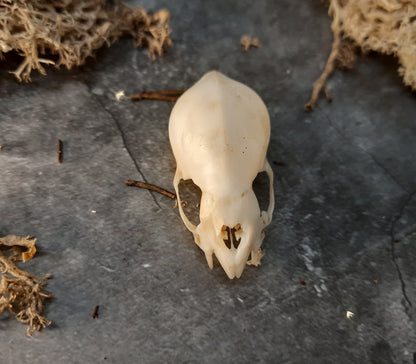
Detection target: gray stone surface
<box><xmin>1</xmin><ymin>1</ymin><xmax>415</xmax><ymax>363</ymax></box>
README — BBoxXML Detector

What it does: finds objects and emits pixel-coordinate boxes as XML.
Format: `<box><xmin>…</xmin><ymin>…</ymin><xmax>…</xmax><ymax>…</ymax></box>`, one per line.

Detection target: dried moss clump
<box><xmin>306</xmin><ymin>0</ymin><xmax>416</xmax><ymax>109</ymax></box>
<box><xmin>0</xmin><ymin>235</ymin><xmax>53</xmax><ymax>336</ymax></box>
<box><xmin>0</xmin><ymin>0</ymin><xmax>172</xmax><ymax>81</ymax></box>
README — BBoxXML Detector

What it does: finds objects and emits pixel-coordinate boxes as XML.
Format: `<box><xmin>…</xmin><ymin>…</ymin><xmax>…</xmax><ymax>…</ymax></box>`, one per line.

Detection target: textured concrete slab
<box><xmin>0</xmin><ymin>1</ymin><xmax>415</xmax><ymax>363</ymax></box>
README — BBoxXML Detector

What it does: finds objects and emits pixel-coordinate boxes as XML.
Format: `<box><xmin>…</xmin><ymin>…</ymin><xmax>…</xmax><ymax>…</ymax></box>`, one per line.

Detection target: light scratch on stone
<box><xmin>84</xmin><ymin>80</ymin><xmax>161</xmax><ymax>209</ymax></box>
<box><xmin>390</xmin><ymin>190</ymin><xmax>416</xmax><ymax>313</ymax></box>
<box><xmin>319</xmin><ymin>107</ymin><xmax>409</xmax><ymax>194</ymax></box>
<box><xmin>100</xmin><ymin>265</ymin><xmax>116</xmax><ymax>273</ymax></box>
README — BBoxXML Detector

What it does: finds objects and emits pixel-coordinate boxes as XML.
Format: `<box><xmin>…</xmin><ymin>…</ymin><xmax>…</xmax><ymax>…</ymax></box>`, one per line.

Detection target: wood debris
<box><xmin>240</xmin><ymin>35</ymin><xmax>261</xmax><ymax>51</ymax></box>
<box><xmin>92</xmin><ymin>305</ymin><xmax>100</xmax><ymax>319</ymax></box>
<box><xmin>57</xmin><ymin>139</ymin><xmax>63</xmax><ymax>164</ymax></box>
<box><xmin>125</xmin><ymin>180</ymin><xmax>176</xmax><ymax>199</ymax></box>
<box><xmin>130</xmin><ymin>90</ymin><xmax>184</xmax><ymax>102</ymax></box>
<box><xmin>0</xmin><ymin>235</ymin><xmax>53</xmax><ymax>336</ymax></box>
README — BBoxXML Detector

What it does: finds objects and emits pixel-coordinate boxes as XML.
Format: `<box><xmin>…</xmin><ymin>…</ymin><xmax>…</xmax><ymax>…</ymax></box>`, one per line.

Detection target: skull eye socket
<box><xmin>221</xmin><ymin>224</ymin><xmax>242</xmax><ymax>249</ymax></box>
<box><xmin>178</xmin><ymin>179</ymin><xmax>202</xmax><ymax>226</ymax></box>
<box><xmin>253</xmin><ymin>171</ymin><xmax>270</xmax><ymax>212</ymax></box>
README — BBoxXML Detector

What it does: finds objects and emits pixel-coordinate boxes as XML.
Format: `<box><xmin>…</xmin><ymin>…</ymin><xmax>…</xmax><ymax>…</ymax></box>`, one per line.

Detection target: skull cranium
<box><xmin>169</xmin><ymin>71</ymin><xmax>274</xmax><ymax>279</ymax></box>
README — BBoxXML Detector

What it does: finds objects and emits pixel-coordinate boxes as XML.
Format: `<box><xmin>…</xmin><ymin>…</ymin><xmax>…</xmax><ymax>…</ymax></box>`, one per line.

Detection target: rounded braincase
<box><xmin>169</xmin><ymin>71</ymin><xmax>270</xmax><ymax>197</ymax></box>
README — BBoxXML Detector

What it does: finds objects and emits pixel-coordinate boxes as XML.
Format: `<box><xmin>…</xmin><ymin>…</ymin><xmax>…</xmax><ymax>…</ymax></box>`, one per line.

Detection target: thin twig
<box><xmin>125</xmin><ymin>180</ymin><xmax>176</xmax><ymax>199</ymax></box>
<box><xmin>305</xmin><ymin>30</ymin><xmax>341</xmax><ymax>110</ymax></box>
<box><xmin>147</xmin><ymin>90</ymin><xmax>185</xmax><ymax>95</ymax></box>
<box><xmin>57</xmin><ymin>139</ymin><xmax>63</xmax><ymax>164</ymax></box>
<box><xmin>92</xmin><ymin>305</ymin><xmax>99</xmax><ymax>319</ymax></box>
<box><xmin>130</xmin><ymin>90</ymin><xmax>184</xmax><ymax>102</ymax></box>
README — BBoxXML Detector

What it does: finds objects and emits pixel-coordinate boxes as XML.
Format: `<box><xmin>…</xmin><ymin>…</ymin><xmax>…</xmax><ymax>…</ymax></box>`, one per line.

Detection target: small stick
<box><xmin>92</xmin><ymin>305</ymin><xmax>99</xmax><ymax>319</ymax></box>
<box><xmin>130</xmin><ymin>90</ymin><xmax>184</xmax><ymax>102</ymax></box>
<box><xmin>125</xmin><ymin>180</ymin><xmax>176</xmax><ymax>199</ymax></box>
<box><xmin>57</xmin><ymin>139</ymin><xmax>63</xmax><ymax>164</ymax></box>
<box><xmin>146</xmin><ymin>90</ymin><xmax>184</xmax><ymax>95</ymax></box>
<box><xmin>304</xmin><ymin>30</ymin><xmax>341</xmax><ymax>110</ymax></box>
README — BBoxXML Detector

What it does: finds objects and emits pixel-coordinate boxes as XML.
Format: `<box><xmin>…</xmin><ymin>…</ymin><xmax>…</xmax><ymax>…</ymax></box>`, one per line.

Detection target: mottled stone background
<box><xmin>0</xmin><ymin>1</ymin><xmax>415</xmax><ymax>363</ymax></box>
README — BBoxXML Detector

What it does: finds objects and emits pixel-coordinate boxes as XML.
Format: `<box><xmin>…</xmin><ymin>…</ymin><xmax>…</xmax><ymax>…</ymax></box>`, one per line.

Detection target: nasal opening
<box><xmin>221</xmin><ymin>224</ymin><xmax>242</xmax><ymax>249</ymax></box>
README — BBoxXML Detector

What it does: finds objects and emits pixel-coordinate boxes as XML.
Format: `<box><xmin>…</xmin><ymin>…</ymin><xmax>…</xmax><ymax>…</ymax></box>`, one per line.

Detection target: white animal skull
<box><xmin>169</xmin><ymin>71</ymin><xmax>274</xmax><ymax>279</ymax></box>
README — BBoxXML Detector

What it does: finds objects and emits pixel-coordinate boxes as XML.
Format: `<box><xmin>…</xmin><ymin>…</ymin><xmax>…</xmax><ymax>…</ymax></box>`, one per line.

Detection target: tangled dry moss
<box><xmin>0</xmin><ymin>0</ymin><xmax>172</xmax><ymax>81</ymax></box>
<box><xmin>0</xmin><ymin>235</ymin><xmax>52</xmax><ymax>336</ymax></box>
<box><xmin>306</xmin><ymin>0</ymin><xmax>416</xmax><ymax>109</ymax></box>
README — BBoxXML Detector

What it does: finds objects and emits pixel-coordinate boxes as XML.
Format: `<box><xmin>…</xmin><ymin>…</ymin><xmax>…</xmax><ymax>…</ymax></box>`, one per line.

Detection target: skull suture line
<box><xmin>169</xmin><ymin>71</ymin><xmax>274</xmax><ymax>279</ymax></box>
